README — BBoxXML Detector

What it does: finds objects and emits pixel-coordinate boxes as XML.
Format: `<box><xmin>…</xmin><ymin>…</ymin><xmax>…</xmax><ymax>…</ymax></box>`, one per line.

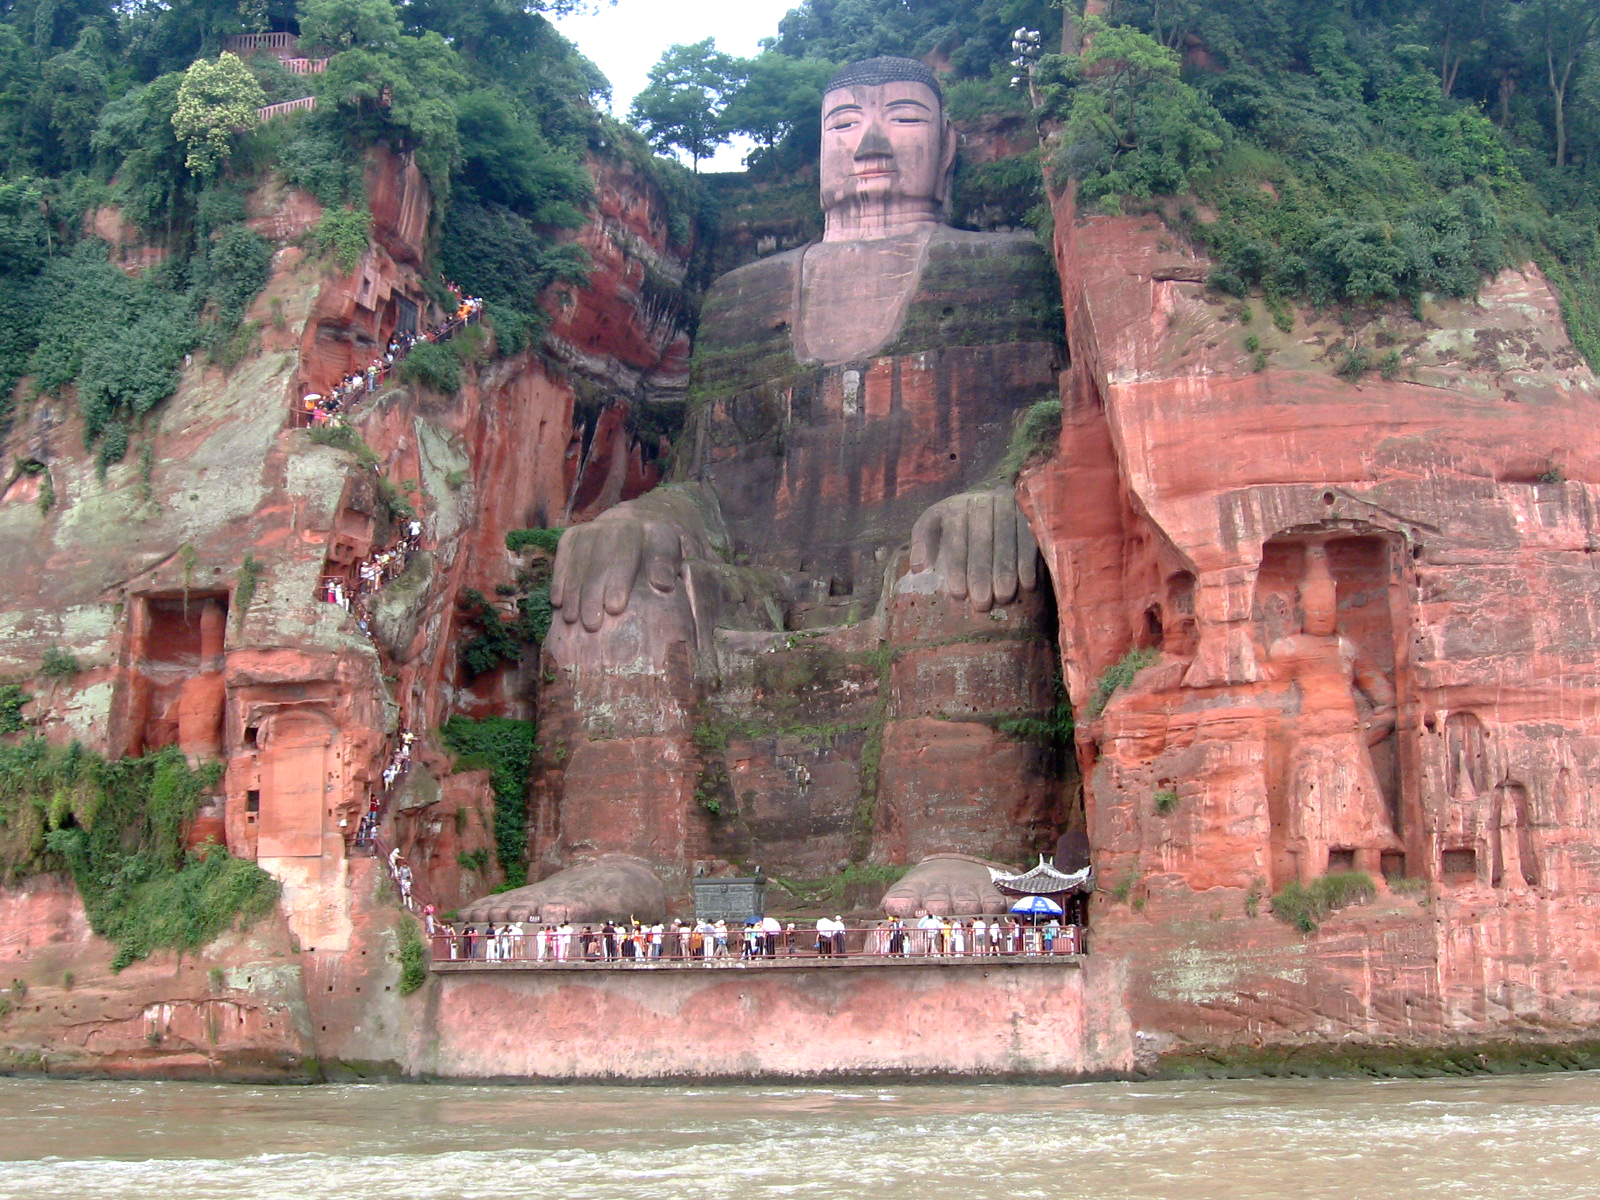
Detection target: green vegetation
<box><xmin>439</xmin><ymin>715</ymin><xmax>534</xmax><ymax>889</ymax></box>
<box><xmin>1153</xmin><ymin>788</ymin><xmax>1180</xmax><ymax>815</ymax></box>
<box><xmin>771</xmin><ymin>862</ymin><xmax>910</xmax><ymax>910</ymax></box>
<box><xmin>1089</xmin><ymin>646</ymin><xmax>1160</xmax><ymax>717</ymax></box>
<box><xmin>311</xmin><ymin>206</ymin><xmax>372</xmax><ymax>273</ymax></box>
<box><xmin>629</xmin><ymin>38</ymin><xmax>745</xmax><ymax>171</ymax></box>
<box><xmin>0</xmin><ymin>740</ymin><xmax>278</xmax><ymax>970</ymax></box>
<box><xmin>395</xmin><ymin>341</ymin><xmax>462</xmax><ymax>394</ymax></box>
<box><xmin>0</xmin><ymin>0</ymin><xmax>685</xmax><ymax>445</ymax></box>
<box><xmin>233</xmin><ymin>554</ymin><xmax>264</xmax><ymax>630</ymax></box>
<box><xmin>998</xmin><ymin>398</ymin><xmax>1063</xmax><ymax>479</ymax></box>
<box><xmin>1270</xmin><ymin>870</ymin><xmax>1378</xmax><ymax>933</ymax></box>
<box><xmin>455</xmin><ymin>584</ymin><xmax>550</xmax><ymax>677</ymax></box>
<box><xmin>306</xmin><ymin>423</ymin><xmax>381</xmax><ymax>470</ymax></box>
<box><xmin>172</xmin><ymin>53</ymin><xmax>266</xmax><ymax>177</ymax></box>
<box><xmin>505</xmin><ymin>527</ymin><xmax>564</xmax><ymax>555</ymax></box>
<box><xmin>1030</xmin><ymin>1</ymin><xmax>1600</xmax><ymax>368</ymax></box>
<box><xmin>39</xmin><ymin>647</ymin><xmax>80</xmax><ymax>678</ymax></box>
<box><xmin>395</xmin><ymin>915</ymin><xmax>428</xmax><ymax>994</ymax></box>
<box><xmin>0</xmin><ymin>687</ymin><xmax>30</xmax><ymax>735</ymax></box>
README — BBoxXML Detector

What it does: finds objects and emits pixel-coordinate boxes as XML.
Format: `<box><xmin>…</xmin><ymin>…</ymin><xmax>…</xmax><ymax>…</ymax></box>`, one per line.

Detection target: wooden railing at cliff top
<box><xmin>223</xmin><ymin>31</ymin><xmax>299</xmax><ymax>52</ymax></box>
<box><xmin>257</xmin><ymin>96</ymin><xmax>317</xmax><ymax>122</ymax></box>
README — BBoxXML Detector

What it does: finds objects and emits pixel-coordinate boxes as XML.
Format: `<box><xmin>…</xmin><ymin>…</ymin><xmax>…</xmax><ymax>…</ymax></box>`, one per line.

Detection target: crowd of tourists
<box><xmin>296</xmin><ymin>291</ymin><xmax>483</xmax><ymax>427</ymax></box>
<box><xmin>321</xmin><ymin>518</ymin><xmax>423</xmax><ymax>619</ymax></box>
<box><xmin>355</xmin><ymin>730</ymin><xmax>416</xmax><ymax>847</ymax></box>
<box><xmin>427</xmin><ymin>913</ymin><xmax>1081</xmax><ymax>963</ymax></box>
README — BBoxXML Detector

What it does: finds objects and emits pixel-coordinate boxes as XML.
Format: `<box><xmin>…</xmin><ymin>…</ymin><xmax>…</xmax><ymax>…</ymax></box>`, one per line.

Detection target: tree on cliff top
<box><xmin>629</xmin><ymin>38</ymin><xmax>743</xmax><ymax>171</ymax></box>
<box><xmin>171</xmin><ymin>53</ymin><xmax>266</xmax><ymax>178</ymax></box>
<box><xmin>1043</xmin><ymin>19</ymin><xmax>1226</xmax><ymax>202</ymax></box>
<box><xmin>720</xmin><ymin>52</ymin><xmax>835</xmax><ymax>164</ymax></box>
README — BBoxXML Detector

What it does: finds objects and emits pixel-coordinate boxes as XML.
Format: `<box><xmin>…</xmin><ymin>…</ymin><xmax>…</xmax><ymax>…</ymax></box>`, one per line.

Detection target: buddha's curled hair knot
<box><xmin>826</xmin><ymin>56</ymin><xmax>942</xmax><ymax>99</ymax></box>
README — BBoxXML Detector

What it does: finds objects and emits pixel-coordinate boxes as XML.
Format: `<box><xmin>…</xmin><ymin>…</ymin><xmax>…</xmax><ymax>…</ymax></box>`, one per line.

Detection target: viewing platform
<box><xmin>427</xmin><ymin>926</ymin><xmax>1086</xmax><ymax>970</ymax></box>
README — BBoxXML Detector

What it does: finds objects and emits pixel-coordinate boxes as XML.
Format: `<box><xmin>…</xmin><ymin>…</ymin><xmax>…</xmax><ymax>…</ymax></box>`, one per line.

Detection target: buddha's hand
<box><xmin>909</xmin><ymin>488</ymin><xmax>1039</xmax><ymax>611</ymax></box>
<box><xmin>550</xmin><ymin>504</ymin><xmax>690</xmax><ymax>632</ymax></box>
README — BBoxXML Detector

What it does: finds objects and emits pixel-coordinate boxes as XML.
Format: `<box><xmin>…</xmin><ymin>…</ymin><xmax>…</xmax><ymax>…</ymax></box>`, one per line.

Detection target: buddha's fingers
<box><xmin>909</xmin><ymin>504</ymin><xmax>943</xmax><ymax>575</ymax></box>
<box><xmin>967</xmin><ymin>493</ymin><xmax>995</xmax><ymax>612</ymax></box>
<box><xmin>992</xmin><ymin>494</ymin><xmax>1019</xmax><ymax>608</ymax></box>
<box><xmin>1017</xmin><ymin>509</ymin><xmax>1039</xmax><ymax>593</ymax></box>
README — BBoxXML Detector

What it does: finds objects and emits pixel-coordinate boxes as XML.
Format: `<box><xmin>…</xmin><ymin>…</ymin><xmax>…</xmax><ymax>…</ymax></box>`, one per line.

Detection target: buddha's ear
<box><xmin>936</xmin><ymin>117</ymin><xmax>957</xmax><ymax>206</ymax></box>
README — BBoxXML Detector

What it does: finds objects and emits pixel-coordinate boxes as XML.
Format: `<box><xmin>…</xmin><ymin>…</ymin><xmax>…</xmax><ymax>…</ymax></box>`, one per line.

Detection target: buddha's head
<box><xmin>1298</xmin><ymin>544</ymin><xmax>1339</xmax><ymax>637</ymax></box>
<box><xmin>819</xmin><ymin>56</ymin><xmax>956</xmax><ymax>241</ymax></box>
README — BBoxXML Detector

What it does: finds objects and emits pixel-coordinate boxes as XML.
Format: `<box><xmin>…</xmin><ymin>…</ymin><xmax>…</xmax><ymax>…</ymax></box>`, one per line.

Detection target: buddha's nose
<box><xmin>854</xmin><ymin>122</ymin><xmax>892</xmax><ymax>161</ymax></box>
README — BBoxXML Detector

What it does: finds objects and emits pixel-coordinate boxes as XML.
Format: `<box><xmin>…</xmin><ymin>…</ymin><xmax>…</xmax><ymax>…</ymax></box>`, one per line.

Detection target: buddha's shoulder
<box><xmin>704</xmin><ymin>247</ymin><xmax>804</xmax><ymax>309</ymax></box>
<box><xmin>925</xmin><ymin>225</ymin><xmax>1045</xmax><ymax>259</ymax></box>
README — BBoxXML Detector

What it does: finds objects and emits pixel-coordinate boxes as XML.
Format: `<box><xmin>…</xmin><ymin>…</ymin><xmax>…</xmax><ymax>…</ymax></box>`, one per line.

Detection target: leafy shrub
<box><xmin>1153</xmin><ymin>788</ymin><xmax>1180</xmax><ymax>815</ymax></box>
<box><xmin>396</xmin><ymin>917</ymin><xmax>428</xmax><ymax>994</ymax></box>
<box><xmin>306</xmin><ymin>423</ymin><xmax>381</xmax><ymax>469</ymax></box>
<box><xmin>29</xmin><ymin>243</ymin><xmax>198</xmax><ymax>458</ymax></box>
<box><xmin>998</xmin><ymin>399</ymin><xmax>1063</xmax><ymax>479</ymax></box>
<box><xmin>1089</xmin><ymin>646</ymin><xmax>1160</xmax><ymax>717</ymax></box>
<box><xmin>375</xmin><ymin>477</ymin><xmax>414</xmax><ymax>524</ymax></box>
<box><xmin>39</xmin><ymin>647</ymin><xmax>78</xmax><ymax>677</ymax></box>
<box><xmin>1038</xmin><ymin>22</ymin><xmax>1228</xmax><ymax>204</ymax></box>
<box><xmin>279</xmin><ymin>119</ymin><xmax>365</xmax><ymax>207</ymax></box>
<box><xmin>0</xmin><ymin>686</ymin><xmax>30</xmax><ymax>734</ymax></box>
<box><xmin>505</xmin><ymin>527</ymin><xmax>565</xmax><ymax>555</ymax></box>
<box><xmin>437</xmin><ymin>199</ymin><xmax>590</xmax><ymax>354</ymax></box>
<box><xmin>312</xmin><ymin>206</ymin><xmax>371</xmax><ymax>274</ymax></box>
<box><xmin>1270</xmin><ymin>870</ymin><xmax>1377</xmax><ymax>934</ymax></box>
<box><xmin>201</xmin><ymin>226</ymin><xmax>274</xmax><ymax>327</ymax></box>
<box><xmin>234</xmin><ymin>554</ymin><xmax>264</xmax><ymax>627</ymax></box>
<box><xmin>439</xmin><ymin>716</ymin><xmax>535</xmax><ymax>889</ymax></box>
<box><xmin>396</xmin><ymin>341</ymin><xmax>462</xmax><ymax>394</ymax></box>
<box><xmin>953</xmin><ymin>149</ymin><xmax>1046</xmax><ymax>232</ymax></box>
<box><xmin>6</xmin><ymin>741</ymin><xmax>278</xmax><ymax>969</ymax></box>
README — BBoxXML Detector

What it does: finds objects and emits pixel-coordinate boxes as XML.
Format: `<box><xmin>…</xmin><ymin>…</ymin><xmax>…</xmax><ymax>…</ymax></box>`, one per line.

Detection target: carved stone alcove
<box><xmin>1257</xmin><ymin>529</ymin><xmax>1408</xmax><ymax>887</ymax></box>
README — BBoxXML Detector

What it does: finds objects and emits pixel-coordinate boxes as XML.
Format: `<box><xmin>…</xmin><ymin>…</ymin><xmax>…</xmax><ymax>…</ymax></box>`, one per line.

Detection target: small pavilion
<box><xmin>989</xmin><ymin>857</ymin><xmax>1094</xmax><ymax>926</ymax></box>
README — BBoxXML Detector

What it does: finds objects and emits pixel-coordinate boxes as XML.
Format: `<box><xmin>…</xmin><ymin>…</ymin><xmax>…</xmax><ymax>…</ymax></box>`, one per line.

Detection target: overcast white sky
<box><xmin>553</xmin><ymin>0</ymin><xmax>800</xmax><ymax>172</ymax></box>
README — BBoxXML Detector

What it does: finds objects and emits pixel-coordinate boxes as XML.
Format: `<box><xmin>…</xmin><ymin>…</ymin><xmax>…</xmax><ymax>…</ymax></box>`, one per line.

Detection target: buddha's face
<box><xmin>819</xmin><ymin>79</ymin><xmax>954</xmax><ymax>226</ymax></box>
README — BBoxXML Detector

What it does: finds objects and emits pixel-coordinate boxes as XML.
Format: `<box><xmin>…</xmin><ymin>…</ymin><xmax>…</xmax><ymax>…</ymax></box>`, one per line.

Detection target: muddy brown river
<box><xmin>0</xmin><ymin>1071</ymin><xmax>1596</xmax><ymax>1198</ymax></box>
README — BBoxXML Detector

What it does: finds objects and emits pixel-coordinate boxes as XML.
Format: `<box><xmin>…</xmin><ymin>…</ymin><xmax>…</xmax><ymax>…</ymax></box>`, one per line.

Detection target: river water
<box><xmin>0</xmin><ymin>1071</ymin><xmax>1596</xmax><ymax>1199</ymax></box>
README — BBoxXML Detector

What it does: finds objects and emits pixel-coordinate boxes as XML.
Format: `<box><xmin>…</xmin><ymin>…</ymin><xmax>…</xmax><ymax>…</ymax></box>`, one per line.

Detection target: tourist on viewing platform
<box><xmin>814</xmin><ymin>916</ymin><xmax>834</xmax><ymax>957</ymax></box>
<box><xmin>915</xmin><ymin>911</ymin><xmax>939</xmax><ymax>956</ymax></box>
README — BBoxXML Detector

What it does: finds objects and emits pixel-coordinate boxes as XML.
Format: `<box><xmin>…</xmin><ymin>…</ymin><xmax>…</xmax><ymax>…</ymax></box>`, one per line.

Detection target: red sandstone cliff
<box><xmin>0</xmin><ymin>140</ymin><xmax>694</xmax><ymax>1078</ymax></box>
<box><xmin>1024</xmin><ymin>187</ymin><xmax>1600</xmax><ymax>1063</ymax></box>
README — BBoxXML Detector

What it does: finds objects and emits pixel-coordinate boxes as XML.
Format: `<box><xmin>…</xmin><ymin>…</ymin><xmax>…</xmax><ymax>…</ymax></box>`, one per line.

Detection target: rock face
<box><xmin>6</xmin><ymin>100</ymin><xmax>1600</xmax><ymax>1083</ymax></box>
<box><xmin>0</xmin><ymin>141</ymin><xmax>694</xmax><ymax>1078</ymax></box>
<box><xmin>1025</xmin><ymin>191</ymin><xmax>1600</xmax><ymax>1059</ymax></box>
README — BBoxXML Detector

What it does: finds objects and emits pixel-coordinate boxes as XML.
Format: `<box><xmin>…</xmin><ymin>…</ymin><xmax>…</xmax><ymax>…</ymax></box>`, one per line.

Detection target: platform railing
<box><xmin>430</xmin><ymin>923</ymin><xmax>1085</xmax><ymax>965</ymax></box>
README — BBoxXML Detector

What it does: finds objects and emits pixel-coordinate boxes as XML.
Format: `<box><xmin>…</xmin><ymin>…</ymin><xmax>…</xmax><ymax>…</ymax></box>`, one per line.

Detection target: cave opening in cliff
<box><xmin>122</xmin><ymin>592</ymin><xmax>230</xmax><ymax>757</ymax></box>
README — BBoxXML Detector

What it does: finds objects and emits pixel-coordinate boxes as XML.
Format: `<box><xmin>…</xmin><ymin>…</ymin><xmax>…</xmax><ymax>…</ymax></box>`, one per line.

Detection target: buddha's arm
<box><xmin>1351</xmin><ymin>649</ymin><xmax>1397</xmax><ymax>746</ymax></box>
<box><xmin>908</xmin><ymin>488</ymin><xmax>1039</xmax><ymax>611</ymax></box>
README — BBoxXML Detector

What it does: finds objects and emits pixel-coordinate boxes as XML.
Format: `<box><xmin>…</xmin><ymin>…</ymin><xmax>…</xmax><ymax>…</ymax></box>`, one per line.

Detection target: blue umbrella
<box><xmin>1009</xmin><ymin>895</ymin><xmax>1064</xmax><ymax>916</ymax></box>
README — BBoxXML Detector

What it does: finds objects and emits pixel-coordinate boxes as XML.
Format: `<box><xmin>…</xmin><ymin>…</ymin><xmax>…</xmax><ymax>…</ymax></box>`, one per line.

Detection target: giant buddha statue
<box><xmin>516</xmin><ymin>57</ymin><xmax>1072</xmax><ymax>921</ymax></box>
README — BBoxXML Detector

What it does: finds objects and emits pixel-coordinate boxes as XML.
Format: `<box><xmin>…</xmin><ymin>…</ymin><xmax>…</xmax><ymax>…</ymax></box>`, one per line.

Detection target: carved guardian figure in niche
<box><xmin>511</xmin><ymin>58</ymin><xmax>1068</xmax><ymax>920</ymax></box>
<box><xmin>1269</xmin><ymin>544</ymin><xmax>1402</xmax><ymax>882</ymax></box>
